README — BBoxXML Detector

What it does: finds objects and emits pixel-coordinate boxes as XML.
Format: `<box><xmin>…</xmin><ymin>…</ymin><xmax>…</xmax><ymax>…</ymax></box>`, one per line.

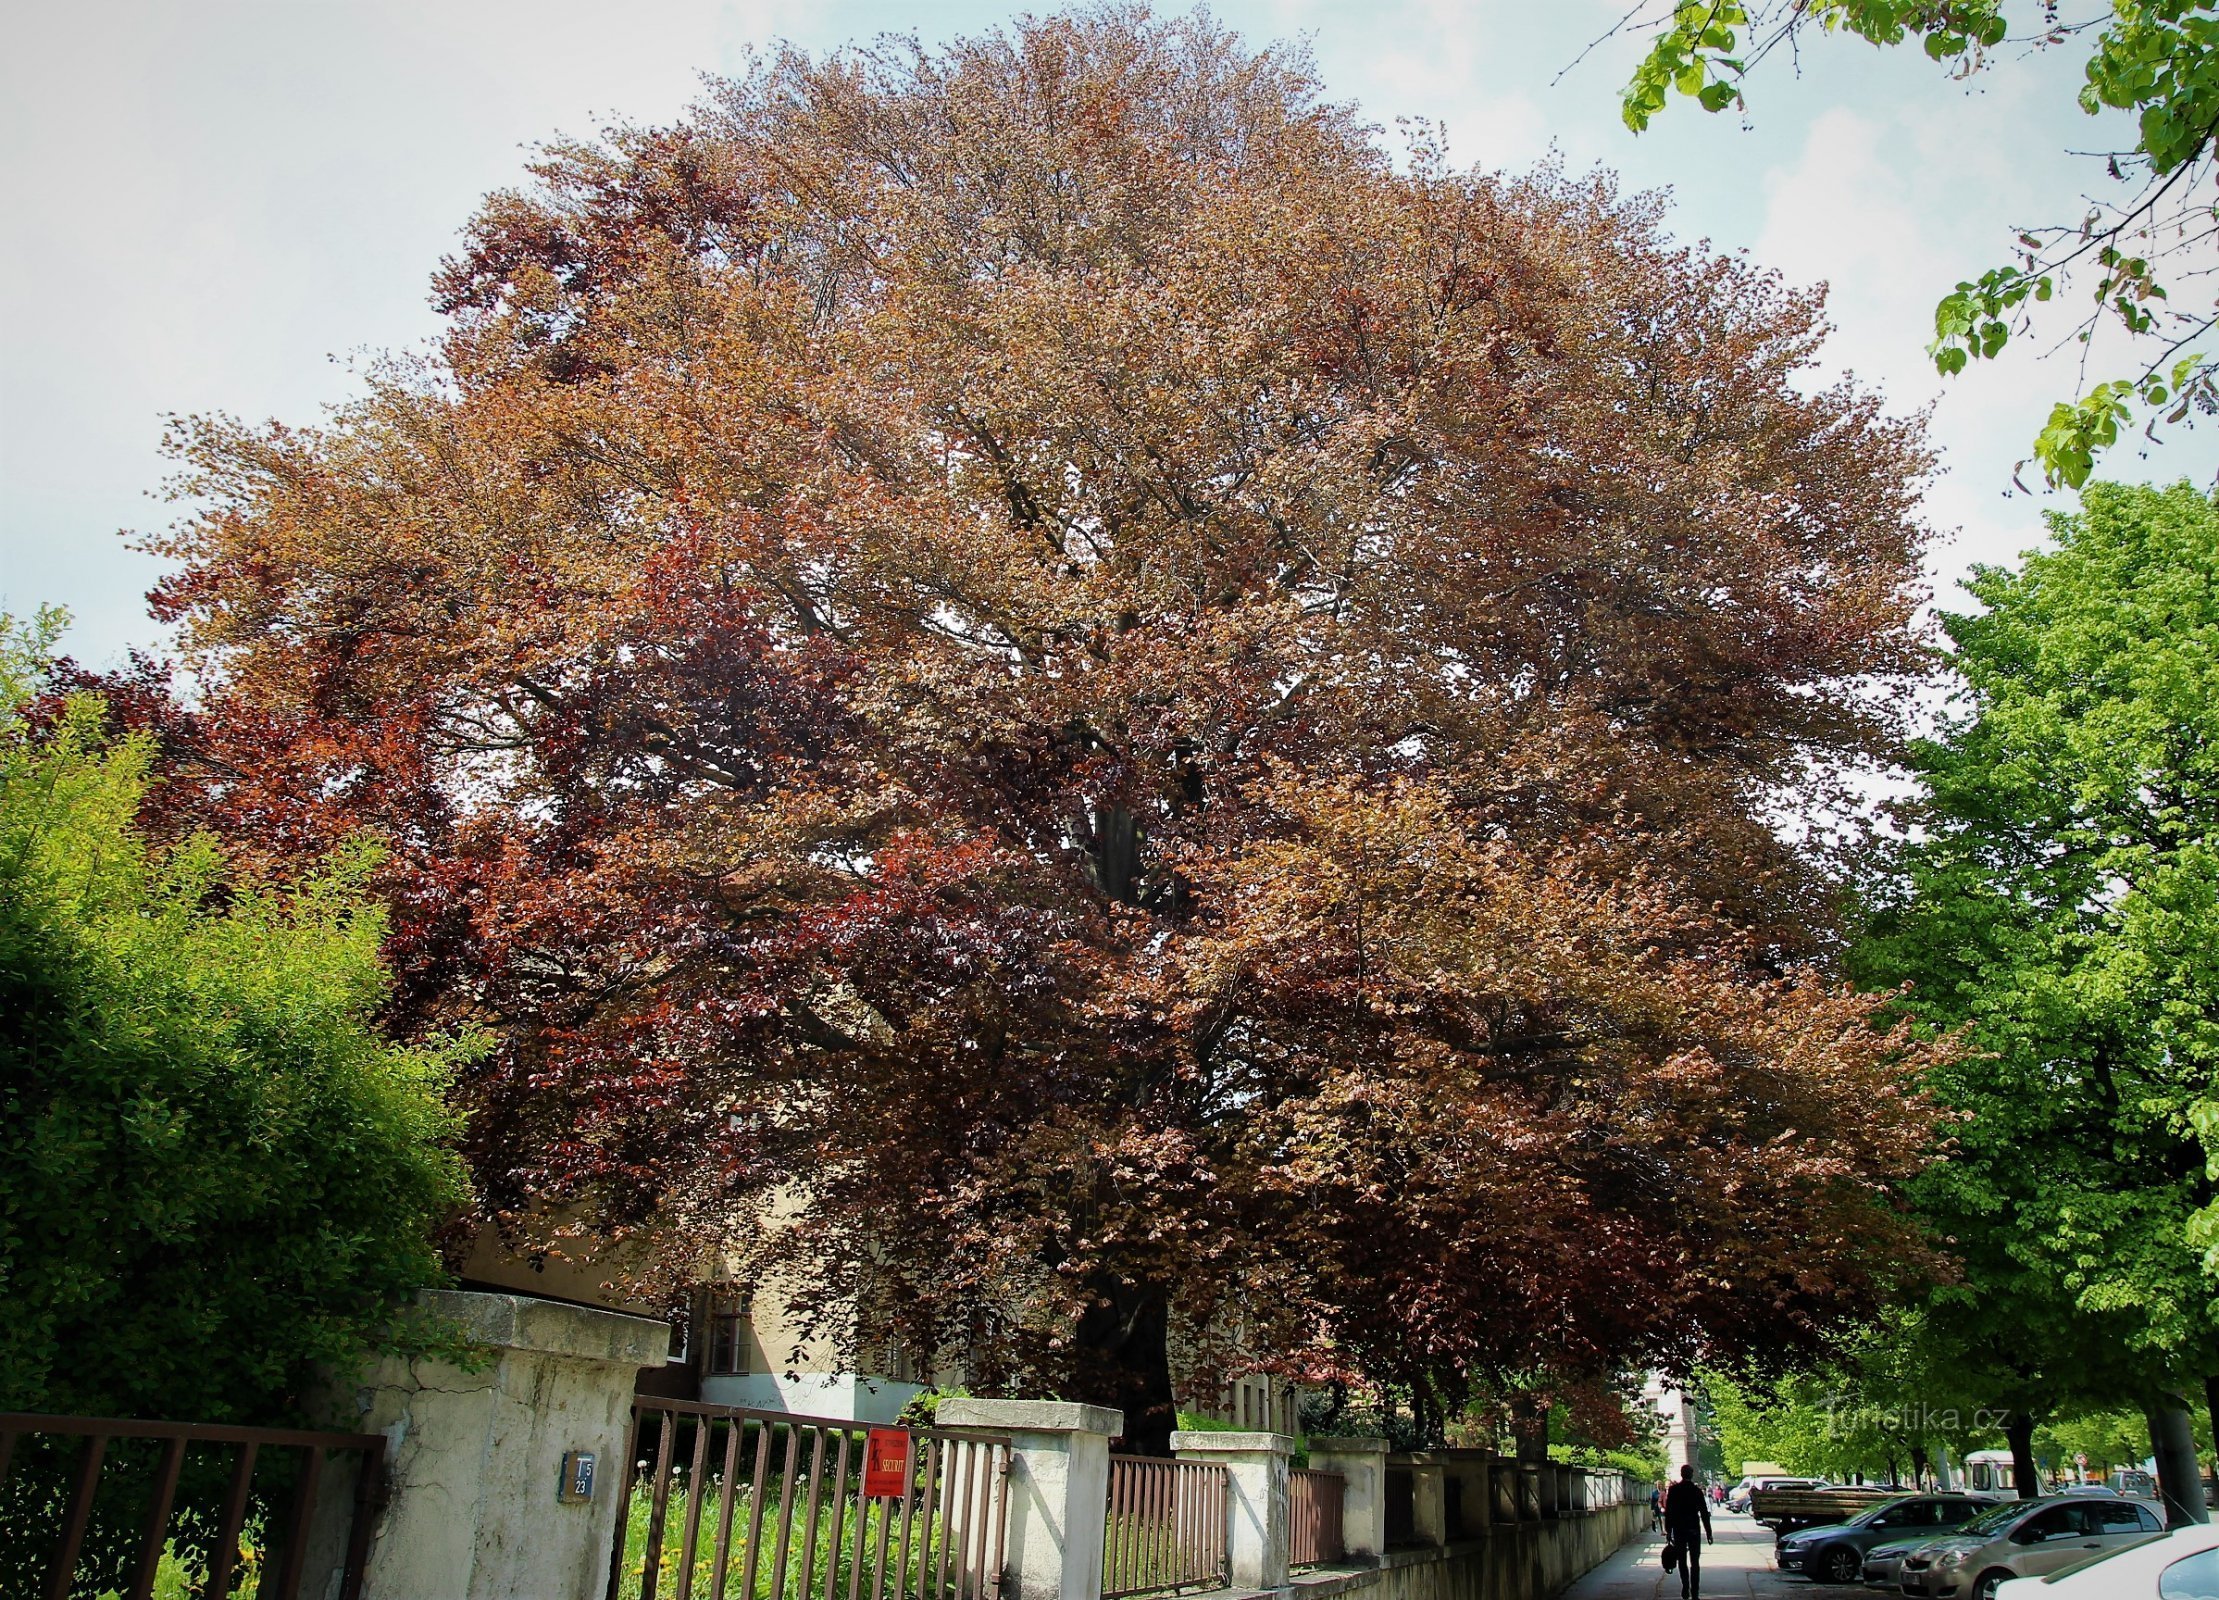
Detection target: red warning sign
<box><xmin>863</xmin><ymin>1428</ymin><xmax>912</xmax><ymax>1498</ymax></box>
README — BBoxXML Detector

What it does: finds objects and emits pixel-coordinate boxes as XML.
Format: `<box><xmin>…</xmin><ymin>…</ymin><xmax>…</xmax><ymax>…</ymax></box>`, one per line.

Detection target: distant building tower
<box><xmin>1641</xmin><ymin>1373</ymin><xmax>1699</xmax><ymax>1472</ymax></box>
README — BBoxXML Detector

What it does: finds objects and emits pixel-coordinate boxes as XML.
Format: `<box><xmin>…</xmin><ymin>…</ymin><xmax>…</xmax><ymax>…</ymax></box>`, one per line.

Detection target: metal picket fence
<box><xmin>611</xmin><ymin>1400</ymin><xmax>1011</xmax><ymax>1600</ymax></box>
<box><xmin>1288</xmin><ymin>1469</ymin><xmax>1345</xmax><ymax>1568</ymax></box>
<box><xmin>0</xmin><ymin>1411</ymin><xmax>384</xmax><ymax>1600</ymax></box>
<box><xmin>1099</xmin><ymin>1456</ymin><xmax>1228</xmax><ymax>1598</ymax></box>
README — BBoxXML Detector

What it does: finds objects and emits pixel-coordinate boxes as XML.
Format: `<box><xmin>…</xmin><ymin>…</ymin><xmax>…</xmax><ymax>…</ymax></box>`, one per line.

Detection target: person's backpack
<box><xmin>1661</xmin><ymin>1541</ymin><xmax>1680</xmax><ymax>1573</ymax></box>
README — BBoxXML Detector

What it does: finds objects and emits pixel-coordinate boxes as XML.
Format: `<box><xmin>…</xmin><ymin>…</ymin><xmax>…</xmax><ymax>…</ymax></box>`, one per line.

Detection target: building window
<box><xmin>706</xmin><ymin>1290</ymin><xmax>752</xmax><ymax>1375</ymax></box>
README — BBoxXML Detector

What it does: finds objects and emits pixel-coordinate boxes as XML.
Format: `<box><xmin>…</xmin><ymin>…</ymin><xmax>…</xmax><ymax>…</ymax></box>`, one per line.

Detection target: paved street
<box><xmin>1562</xmin><ymin>1510</ymin><xmax>1818</xmax><ymax>1600</ymax></box>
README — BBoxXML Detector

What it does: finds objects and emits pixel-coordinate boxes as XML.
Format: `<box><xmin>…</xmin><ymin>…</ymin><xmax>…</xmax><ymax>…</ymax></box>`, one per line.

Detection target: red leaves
<box><xmin>137</xmin><ymin>10</ymin><xmax>1949</xmax><ymax>1418</ymax></box>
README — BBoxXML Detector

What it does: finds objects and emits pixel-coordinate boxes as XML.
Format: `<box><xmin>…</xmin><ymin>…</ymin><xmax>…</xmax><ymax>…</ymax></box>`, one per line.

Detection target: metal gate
<box><xmin>609</xmin><ymin>1400</ymin><xmax>1011</xmax><ymax>1600</ymax></box>
<box><xmin>1100</xmin><ymin>1455</ymin><xmax>1228</xmax><ymax>1598</ymax></box>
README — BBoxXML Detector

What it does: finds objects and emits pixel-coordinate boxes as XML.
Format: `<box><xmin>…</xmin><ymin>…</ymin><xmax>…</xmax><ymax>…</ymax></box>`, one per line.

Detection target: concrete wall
<box><xmin>341</xmin><ymin>1290</ymin><xmax>668</xmax><ymax>1600</ymax></box>
<box><xmin>1285</xmin><ymin>1503</ymin><xmax>1643</xmax><ymax>1600</ymax></box>
<box><xmin>700</xmin><ymin>1368</ymin><xmax>923</xmax><ymax>1422</ymax></box>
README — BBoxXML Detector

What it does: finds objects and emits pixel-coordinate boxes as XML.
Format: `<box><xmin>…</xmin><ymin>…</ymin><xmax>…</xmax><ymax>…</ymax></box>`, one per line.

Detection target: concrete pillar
<box><xmin>1408</xmin><ymin>1461</ymin><xmax>1447</xmax><ymax>1546</ymax></box>
<box><xmin>341</xmin><ymin>1290</ymin><xmax>668</xmax><ymax>1600</ymax></box>
<box><xmin>1307</xmin><ymin>1436</ymin><xmax>1388</xmax><ymax>1559</ymax></box>
<box><xmin>1518</xmin><ymin>1462</ymin><xmax>1542</xmax><ymax>1523</ymax></box>
<box><xmin>1437</xmin><ymin>1446</ymin><xmax>1491</xmax><ymax>1535</ymax></box>
<box><xmin>1172</xmin><ymin>1430</ymin><xmax>1292</xmax><ymax>1592</ymax></box>
<box><xmin>1491</xmin><ymin>1462</ymin><xmax>1518</xmax><ymax>1526</ymax></box>
<box><xmin>940</xmin><ymin>1399</ymin><xmax>1123</xmax><ymax>1600</ymax></box>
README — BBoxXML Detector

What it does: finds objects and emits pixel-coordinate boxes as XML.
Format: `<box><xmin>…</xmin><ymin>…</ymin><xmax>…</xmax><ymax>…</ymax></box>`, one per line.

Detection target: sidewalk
<box><xmin>1560</xmin><ymin>1510</ymin><xmax>1805</xmax><ymax>1599</ymax></box>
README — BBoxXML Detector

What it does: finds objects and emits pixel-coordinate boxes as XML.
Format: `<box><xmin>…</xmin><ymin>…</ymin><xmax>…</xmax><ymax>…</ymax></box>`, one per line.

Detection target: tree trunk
<box><xmin>1071</xmin><ymin>1275</ymin><xmax>1178</xmax><ymax>1456</ymax></box>
<box><xmin>1910</xmin><ymin>1443</ymin><xmax>1931</xmax><ymax>1491</ymax></box>
<box><xmin>2206</xmin><ymin>1375</ymin><xmax>2219</xmax><ymax>1485</ymax></box>
<box><xmin>1511</xmin><ymin>1393</ymin><xmax>1550</xmax><ymax>1463</ymax></box>
<box><xmin>1088</xmin><ymin>806</ymin><xmax>1144</xmax><ymax>904</ymax></box>
<box><xmin>2147</xmin><ymin>1394</ymin><xmax>2211</xmax><ymax>1525</ymax></box>
<box><xmin>2004</xmin><ymin>1412</ymin><xmax>2041</xmax><ymax>1498</ymax></box>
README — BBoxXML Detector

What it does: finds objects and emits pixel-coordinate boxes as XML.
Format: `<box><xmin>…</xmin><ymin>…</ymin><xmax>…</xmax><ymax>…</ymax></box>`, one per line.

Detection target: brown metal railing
<box><xmin>1100</xmin><ymin>1456</ymin><xmax>1228</xmax><ymax>1599</ymax></box>
<box><xmin>1288</xmin><ymin>1468</ymin><xmax>1345</xmax><ymax>1568</ymax></box>
<box><xmin>0</xmin><ymin>1411</ymin><xmax>384</xmax><ymax>1600</ymax></box>
<box><xmin>611</xmin><ymin>1400</ymin><xmax>1011</xmax><ymax>1600</ymax></box>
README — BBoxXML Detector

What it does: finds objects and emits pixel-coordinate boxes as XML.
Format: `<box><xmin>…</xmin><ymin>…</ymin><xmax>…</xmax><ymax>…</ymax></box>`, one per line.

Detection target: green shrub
<box><xmin>0</xmin><ymin>678</ymin><xmax>474</xmax><ymax>1424</ymax></box>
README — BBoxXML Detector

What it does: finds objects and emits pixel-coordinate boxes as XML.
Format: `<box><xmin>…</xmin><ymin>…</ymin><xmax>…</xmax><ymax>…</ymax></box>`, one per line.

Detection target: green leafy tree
<box><xmin>1704</xmin><ymin>1368</ymin><xmax>1839</xmax><ymax>1477</ymax></box>
<box><xmin>1852</xmin><ymin>481</ymin><xmax>2219</xmax><ymax>1515</ymax></box>
<box><xmin>1621</xmin><ymin>1</ymin><xmax>2219</xmax><ymax>487</ymax></box>
<box><xmin>0</xmin><ymin>614</ymin><xmax>476</xmax><ymax>1427</ymax></box>
<box><xmin>2036</xmin><ymin>1405</ymin><xmax>2211</xmax><ymax>1477</ymax></box>
<box><xmin>1702</xmin><ymin>1316</ymin><xmax>1990</xmax><ymax>1485</ymax></box>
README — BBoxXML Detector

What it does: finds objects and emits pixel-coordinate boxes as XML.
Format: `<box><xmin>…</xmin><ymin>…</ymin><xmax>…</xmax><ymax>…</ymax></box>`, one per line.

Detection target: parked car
<box><xmin>1775</xmin><ymin>1494</ymin><xmax>1999</xmax><ymax>1584</ymax></box>
<box><xmin>1995</xmin><ymin>1519</ymin><xmax>2219</xmax><ymax>1597</ymax></box>
<box><xmin>1863</xmin><ymin>1534</ymin><xmax>1945</xmax><ymax>1590</ymax></box>
<box><xmin>1895</xmin><ymin>1494</ymin><xmax>2167</xmax><ymax>1599</ymax></box>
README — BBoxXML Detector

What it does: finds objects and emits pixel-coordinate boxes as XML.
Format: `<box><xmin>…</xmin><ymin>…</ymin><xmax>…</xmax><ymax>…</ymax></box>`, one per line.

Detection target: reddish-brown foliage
<box><xmin>132</xmin><ymin>12</ymin><xmax>1945</xmax><ymax>1446</ymax></box>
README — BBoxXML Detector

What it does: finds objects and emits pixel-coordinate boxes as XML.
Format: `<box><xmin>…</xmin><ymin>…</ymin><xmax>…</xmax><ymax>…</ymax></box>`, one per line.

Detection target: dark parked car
<box><xmin>1775</xmin><ymin>1495</ymin><xmax>1999</xmax><ymax>1584</ymax></box>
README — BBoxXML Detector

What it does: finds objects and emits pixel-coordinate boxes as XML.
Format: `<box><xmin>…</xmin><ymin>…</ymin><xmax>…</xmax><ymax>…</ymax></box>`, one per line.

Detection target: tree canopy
<box><xmin>1621</xmin><ymin>0</ymin><xmax>2219</xmax><ymax>488</ymax></box>
<box><xmin>1853</xmin><ymin>479</ymin><xmax>2219</xmax><ymax>1498</ymax></box>
<box><xmin>130</xmin><ymin>9</ymin><xmax>1949</xmax><ymax>1446</ymax></box>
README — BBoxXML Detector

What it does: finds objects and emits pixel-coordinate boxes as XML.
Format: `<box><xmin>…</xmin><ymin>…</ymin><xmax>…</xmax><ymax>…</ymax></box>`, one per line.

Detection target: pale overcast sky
<box><xmin>5</xmin><ymin>0</ymin><xmax>2213</xmax><ymax>668</ymax></box>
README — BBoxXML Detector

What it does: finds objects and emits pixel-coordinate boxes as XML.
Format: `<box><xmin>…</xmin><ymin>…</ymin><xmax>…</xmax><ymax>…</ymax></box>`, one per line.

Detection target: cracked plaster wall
<box><xmin>343</xmin><ymin>1291</ymin><xmax>668</xmax><ymax>1600</ymax></box>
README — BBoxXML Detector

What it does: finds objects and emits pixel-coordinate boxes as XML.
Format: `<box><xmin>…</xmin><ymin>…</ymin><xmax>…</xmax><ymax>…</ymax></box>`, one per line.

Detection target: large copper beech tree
<box><xmin>141</xmin><ymin>11</ymin><xmax>1946</xmax><ymax>1447</ymax></box>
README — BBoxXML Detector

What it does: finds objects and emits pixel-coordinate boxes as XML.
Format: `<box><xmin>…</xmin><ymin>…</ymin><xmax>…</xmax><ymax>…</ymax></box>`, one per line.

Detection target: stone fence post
<box><xmin>1454</xmin><ymin>1451</ymin><xmax>1499</xmax><ymax>1537</ymax></box>
<box><xmin>1387</xmin><ymin>1454</ymin><xmax>1447</xmax><ymax>1547</ymax></box>
<box><xmin>1172</xmin><ymin>1430</ymin><xmax>1292</xmax><ymax>1592</ymax></box>
<box><xmin>1490</xmin><ymin>1461</ymin><xmax>1519</xmax><ymax>1526</ymax></box>
<box><xmin>342</xmin><ymin>1290</ymin><xmax>669</xmax><ymax>1600</ymax></box>
<box><xmin>938</xmin><ymin>1399</ymin><xmax>1123</xmax><ymax>1600</ymax></box>
<box><xmin>1306</xmin><ymin>1436</ymin><xmax>1387</xmax><ymax>1560</ymax></box>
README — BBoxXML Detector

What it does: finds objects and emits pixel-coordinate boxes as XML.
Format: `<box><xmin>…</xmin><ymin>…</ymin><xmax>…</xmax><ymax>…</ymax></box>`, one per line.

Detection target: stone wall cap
<box><xmin>422</xmin><ymin>1288</ymin><xmax>670</xmax><ymax>1367</ymax></box>
<box><xmin>937</xmin><ymin>1398</ymin><xmax>1124</xmax><ymax>1437</ymax></box>
<box><xmin>1171</xmin><ymin>1430</ymin><xmax>1294</xmax><ymax>1455</ymax></box>
<box><xmin>1390</xmin><ymin>1448</ymin><xmax>1498</xmax><ymax>1464</ymax></box>
<box><xmin>1307</xmin><ymin>1436</ymin><xmax>1390</xmax><ymax>1453</ymax></box>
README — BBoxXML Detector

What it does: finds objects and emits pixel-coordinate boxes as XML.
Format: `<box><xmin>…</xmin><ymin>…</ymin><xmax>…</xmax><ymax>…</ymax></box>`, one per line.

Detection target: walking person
<box><xmin>1663</xmin><ymin>1464</ymin><xmax>1714</xmax><ymax>1599</ymax></box>
<box><xmin>1650</xmin><ymin>1481</ymin><xmax>1666</xmax><ymax>1533</ymax></box>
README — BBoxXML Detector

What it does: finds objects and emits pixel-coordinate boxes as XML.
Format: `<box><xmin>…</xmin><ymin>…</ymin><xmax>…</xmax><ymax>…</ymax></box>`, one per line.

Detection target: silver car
<box><xmin>1896</xmin><ymin>1494</ymin><xmax>2166</xmax><ymax>1599</ymax></box>
<box><xmin>1994</xmin><ymin>1519</ymin><xmax>2219</xmax><ymax>1596</ymax></box>
<box><xmin>1864</xmin><ymin>1536</ymin><xmax>1940</xmax><ymax>1589</ymax></box>
<box><xmin>1776</xmin><ymin>1495</ymin><xmax>1998</xmax><ymax>1584</ymax></box>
